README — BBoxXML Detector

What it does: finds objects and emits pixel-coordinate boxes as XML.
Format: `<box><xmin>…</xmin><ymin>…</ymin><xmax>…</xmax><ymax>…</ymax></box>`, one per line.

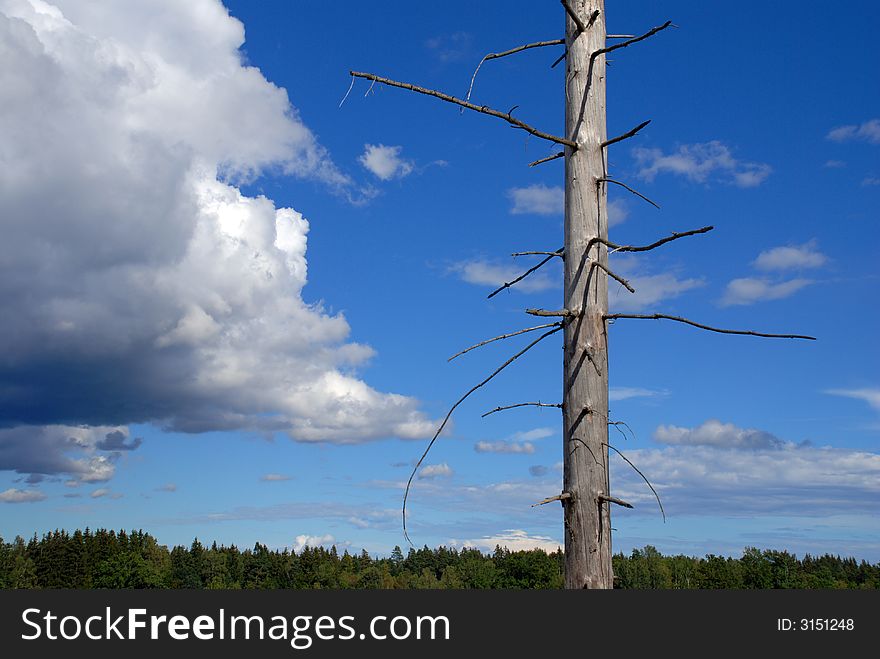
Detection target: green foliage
<box><xmin>0</xmin><ymin>530</ymin><xmax>877</xmax><ymax>589</ymax></box>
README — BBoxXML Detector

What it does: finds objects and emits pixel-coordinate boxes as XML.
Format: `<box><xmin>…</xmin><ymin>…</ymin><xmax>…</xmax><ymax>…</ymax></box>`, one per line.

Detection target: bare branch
<box><xmin>350</xmin><ymin>71</ymin><xmax>577</xmax><ymax>148</ymax></box>
<box><xmin>598</xmin><ymin>177</ymin><xmax>660</xmax><ymax>209</ymax></box>
<box><xmin>591</xmin><ymin>21</ymin><xmax>673</xmax><ymax>60</ymax></box>
<box><xmin>448</xmin><ymin>322</ymin><xmax>562</xmax><ymax>362</ymax></box>
<box><xmin>587</xmin><ymin>226</ymin><xmax>713</xmax><ymax>254</ymax></box>
<box><xmin>603</xmin><ymin>443</ymin><xmax>665</xmax><ymax>522</ymax></box>
<box><xmin>605</xmin><ymin>313</ymin><xmax>817</xmax><ymax>340</ymax></box>
<box><xmin>550</xmin><ymin>50</ymin><xmax>566</xmax><ymax>69</ymax></box>
<box><xmin>601</xmin><ymin>119</ymin><xmax>651</xmax><ymax>149</ymax></box>
<box><xmin>598</xmin><ymin>494</ymin><xmax>634</xmax><ymax>509</ymax></box>
<box><xmin>592</xmin><ymin>261</ymin><xmax>635</xmax><ymax>293</ymax></box>
<box><xmin>487</xmin><ymin>251</ymin><xmax>561</xmax><ymax>299</ymax></box>
<box><xmin>526</xmin><ymin>308</ymin><xmax>574</xmax><ymax>318</ymax></box>
<box><xmin>512</xmin><ymin>249</ymin><xmax>564</xmax><ymax>257</ymax></box>
<box><xmin>528</xmin><ymin>151</ymin><xmax>565</xmax><ymax>167</ymax></box>
<box><xmin>560</xmin><ymin>0</ymin><xmax>585</xmax><ymax>33</ymax></box>
<box><xmin>465</xmin><ymin>40</ymin><xmax>564</xmax><ymax>106</ymax></box>
<box><xmin>532</xmin><ymin>491</ymin><xmax>571</xmax><ymax>507</ymax></box>
<box><xmin>403</xmin><ymin>325</ymin><xmax>563</xmax><ymax>545</ymax></box>
<box><xmin>482</xmin><ymin>402</ymin><xmax>562</xmax><ymax>418</ymax></box>
<box><xmin>609</xmin><ymin>420</ymin><xmax>635</xmax><ymax>442</ymax></box>
<box><xmin>606</xmin><ymin>34</ymin><xmax>636</xmax><ymax>39</ymax></box>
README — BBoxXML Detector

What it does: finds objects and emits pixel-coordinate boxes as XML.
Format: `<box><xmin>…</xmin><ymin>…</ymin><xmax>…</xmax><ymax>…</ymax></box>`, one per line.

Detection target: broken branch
<box><xmin>482</xmin><ymin>402</ymin><xmax>562</xmax><ymax>418</ymax></box>
<box><xmin>604</xmin><ymin>313</ymin><xmax>817</xmax><ymax>340</ymax></box>
<box><xmin>532</xmin><ymin>491</ymin><xmax>572</xmax><ymax>507</ymax></box>
<box><xmin>598</xmin><ymin>494</ymin><xmax>634</xmax><ymax>509</ymax></box>
<box><xmin>603</xmin><ymin>443</ymin><xmax>666</xmax><ymax>522</ymax></box>
<box><xmin>403</xmin><ymin>325</ymin><xmax>563</xmax><ymax>545</ymax></box>
<box><xmin>528</xmin><ymin>151</ymin><xmax>565</xmax><ymax>167</ymax></box>
<box><xmin>350</xmin><ymin>71</ymin><xmax>577</xmax><ymax>148</ymax></box>
<box><xmin>526</xmin><ymin>308</ymin><xmax>574</xmax><ymax>318</ymax></box>
<box><xmin>601</xmin><ymin>119</ymin><xmax>651</xmax><ymax>149</ymax></box>
<box><xmin>448</xmin><ymin>322</ymin><xmax>562</xmax><ymax>362</ymax></box>
<box><xmin>598</xmin><ymin>177</ymin><xmax>660</xmax><ymax>209</ymax></box>
<box><xmin>587</xmin><ymin>226</ymin><xmax>713</xmax><ymax>254</ymax></box>
<box><xmin>592</xmin><ymin>261</ymin><xmax>635</xmax><ymax>293</ymax></box>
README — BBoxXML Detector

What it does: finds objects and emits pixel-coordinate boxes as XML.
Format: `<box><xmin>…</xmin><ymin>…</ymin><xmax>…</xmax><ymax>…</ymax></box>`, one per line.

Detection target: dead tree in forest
<box><xmin>348</xmin><ymin>0</ymin><xmax>814</xmax><ymax>589</ymax></box>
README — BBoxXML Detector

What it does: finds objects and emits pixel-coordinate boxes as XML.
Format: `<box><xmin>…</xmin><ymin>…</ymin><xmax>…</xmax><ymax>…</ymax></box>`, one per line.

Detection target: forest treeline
<box><xmin>1</xmin><ymin>529</ymin><xmax>877</xmax><ymax>589</ymax></box>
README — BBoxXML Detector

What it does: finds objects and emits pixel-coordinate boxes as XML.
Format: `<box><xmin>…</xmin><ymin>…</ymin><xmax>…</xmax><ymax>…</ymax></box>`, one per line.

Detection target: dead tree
<box><xmin>348</xmin><ymin>0</ymin><xmax>814</xmax><ymax>589</ymax></box>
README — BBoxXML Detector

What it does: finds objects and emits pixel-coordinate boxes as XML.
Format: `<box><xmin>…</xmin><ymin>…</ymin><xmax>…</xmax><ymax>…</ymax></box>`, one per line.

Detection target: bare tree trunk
<box><xmin>563</xmin><ymin>0</ymin><xmax>613</xmax><ymax>589</ymax></box>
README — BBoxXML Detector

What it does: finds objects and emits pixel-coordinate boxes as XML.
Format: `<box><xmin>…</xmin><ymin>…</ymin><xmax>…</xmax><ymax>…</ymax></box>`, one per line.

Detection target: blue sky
<box><xmin>1</xmin><ymin>0</ymin><xmax>878</xmax><ymax>561</ymax></box>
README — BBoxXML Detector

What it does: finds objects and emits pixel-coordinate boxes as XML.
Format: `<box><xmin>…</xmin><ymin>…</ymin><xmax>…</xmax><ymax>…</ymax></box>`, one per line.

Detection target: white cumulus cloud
<box><xmin>0</xmin><ymin>0</ymin><xmax>436</xmax><ymax>483</ymax></box>
<box><xmin>292</xmin><ymin>534</ymin><xmax>337</xmax><ymax>553</ymax></box>
<box><xmin>358</xmin><ymin>144</ymin><xmax>414</xmax><ymax>180</ymax></box>
<box><xmin>450</xmin><ymin>529</ymin><xmax>561</xmax><ymax>553</ymax></box>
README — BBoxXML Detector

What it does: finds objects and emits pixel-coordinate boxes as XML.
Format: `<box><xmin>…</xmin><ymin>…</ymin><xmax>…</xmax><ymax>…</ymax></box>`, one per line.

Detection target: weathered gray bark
<box><xmin>562</xmin><ymin>0</ymin><xmax>613</xmax><ymax>589</ymax></box>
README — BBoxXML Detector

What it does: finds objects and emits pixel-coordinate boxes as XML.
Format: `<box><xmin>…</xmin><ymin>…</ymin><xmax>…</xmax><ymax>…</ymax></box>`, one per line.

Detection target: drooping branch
<box><xmin>448</xmin><ymin>322</ymin><xmax>562</xmax><ymax>362</ymax></box>
<box><xmin>604</xmin><ymin>313</ymin><xmax>817</xmax><ymax>340</ymax></box>
<box><xmin>603</xmin><ymin>443</ymin><xmax>666</xmax><ymax>522</ymax></box>
<box><xmin>466</xmin><ymin>39</ymin><xmax>564</xmax><ymax>105</ymax></box>
<box><xmin>528</xmin><ymin>151</ymin><xmax>565</xmax><ymax>167</ymax></box>
<box><xmin>350</xmin><ymin>71</ymin><xmax>577</xmax><ymax>149</ymax></box>
<box><xmin>598</xmin><ymin>177</ymin><xmax>660</xmax><ymax>209</ymax></box>
<box><xmin>402</xmin><ymin>325</ymin><xmax>563</xmax><ymax>545</ymax></box>
<box><xmin>601</xmin><ymin>119</ymin><xmax>651</xmax><ymax>149</ymax></box>
<box><xmin>591</xmin><ymin>21</ymin><xmax>673</xmax><ymax>60</ymax></box>
<box><xmin>487</xmin><ymin>250</ymin><xmax>562</xmax><ymax>299</ymax></box>
<box><xmin>550</xmin><ymin>50</ymin><xmax>566</xmax><ymax>69</ymax></box>
<box><xmin>587</xmin><ymin>226</ymin><xmax>713</xmax><ymax>254</ymax></box>
<box><xmin>482</xmin><ymin>402</ymin><xmax>562</xmax><ymax>418</ymax></box>
<box><xmin>592</xmin><ymin>261</ymin><xmax>635</xmax><ymax>293</ymax></box>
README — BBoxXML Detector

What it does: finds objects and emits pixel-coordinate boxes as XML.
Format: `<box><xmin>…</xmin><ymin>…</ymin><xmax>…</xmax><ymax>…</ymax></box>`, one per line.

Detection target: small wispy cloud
<box><xmin>608</xmin><ymin>256</ymin><xmax>704</xmax><ymax>312</ymax></box>
<box><xmin>508</xmin><ymin>184</ymin><xmax>563</xmax><ymax>215</ymax></box>
<box><xmin>633</xmin><ymin>141</ymin><xmax>772</xmax><ymax>188</ymax></box>
<box><xmin>720</xmin><ymin>277</ymin><xmax>812</xmax><ymax>306</ymax></box>
<box><xmin>261</xmin><ymin>473</ymin><xmax>292</xmax><ymax>482</ymax></box>
<box><xmin>607</xmin><ymin>198</ymin><xmax>629</xmax><ymax>228</ymax></box>
<box><xmin>862</xmin><ymin>176</ymin><xmax>880</xmax><ymax>186</ymax></box>
<box><xmin>155</xmin><ymin>483</ymin><xmax>177</xmax><ymax>492</ymax></box>
<box><xmin>0</xmin><ymin>488</ymin><xmax>47</xmax><ymax>503</ymax></box>
<box><xmin>450</xmin><ymin>259</ymin><xmax>556</xmax><ymax>293</ymax></box>
<box><xmin>475</xmin><ymin>441</ymin><xmax>535</xmax><ymax>454</ymax></box>
<box><xmin>826</xmin><ymin>118</ymin><xmax>880</xmax><ymax>145</ymax></box>
<box><xmin>425</xmin><ymin>32</ymin><xmax>473</xmax><ymax>62</ymax></box>
<box><xmin>753</xmin><ymin>240</ymin><xmax>827</xmax><ymax>271</ymax></box>
<box><xmin>824</xmin><ymin>159</ymin><xmax>846</xmax><ymax>169</ymax></box>
<box><xmin>654</xmin><ymin>419</ymin><xmax>785</xmax><ymax>450</ymax></box>
<box><xmin>720</xmin><ymin>277</ymin><xmax>813</xmax><ymax>307</ymax></box>
<box><xmin>609</xmin><ymin>386</ymin><xmax>668</xmax><ymax>402</ymax></box>
<box><xmin>359</xmin><ymin>144</ymin><xmax>414</xmax><ymax>181</ymax></box>
<box><xmin>826</xmin><ymin>388</ymin><xmax>880</xmax><ymax>412</ymax></box>
<box><xmin>419</xmin><ymin>463</ymin><xmax>453</xmax><ymax>479</ymax></box>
